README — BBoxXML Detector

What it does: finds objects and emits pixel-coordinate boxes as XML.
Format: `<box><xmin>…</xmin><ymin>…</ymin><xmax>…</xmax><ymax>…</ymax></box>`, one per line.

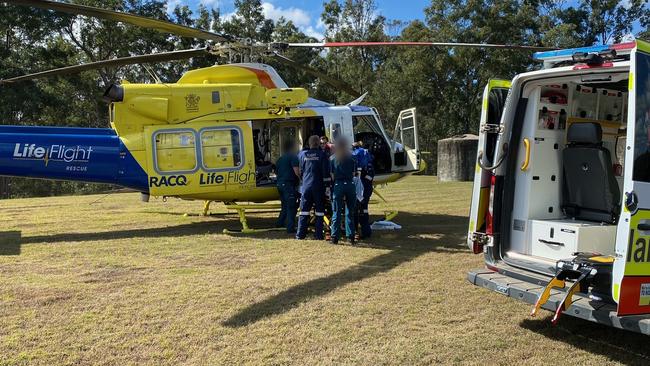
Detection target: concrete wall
<box><xmin>436</xmin><ymin>134</ymin><xmax>478</xmax><ymax>182</ymax></box>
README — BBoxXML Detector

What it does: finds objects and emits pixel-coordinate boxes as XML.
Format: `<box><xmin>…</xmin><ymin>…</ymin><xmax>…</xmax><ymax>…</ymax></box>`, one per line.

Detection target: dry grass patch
<box><xmin>0</xmin><ymin>176</ymin><xmax>649</xmax><ymax>365</ymax></box>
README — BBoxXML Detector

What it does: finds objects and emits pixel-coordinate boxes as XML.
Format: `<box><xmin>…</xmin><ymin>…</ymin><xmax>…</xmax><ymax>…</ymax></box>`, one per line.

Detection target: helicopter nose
<box><xmin>103</xmin><ymin>84</ymin><xmax>124</xmax><ymax>103</ymax></box>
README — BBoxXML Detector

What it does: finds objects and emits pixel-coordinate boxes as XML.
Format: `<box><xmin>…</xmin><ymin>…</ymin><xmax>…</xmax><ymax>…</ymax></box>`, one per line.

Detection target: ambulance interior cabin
<box><xmin>505</xmin><ymin>71</ymin><xmax>630</xmax><ymax>273</ymax></box>
<box><xmin>252</xmin><ymin>112</ymin><xmax>393</xmax><ymax>187</ymax></box>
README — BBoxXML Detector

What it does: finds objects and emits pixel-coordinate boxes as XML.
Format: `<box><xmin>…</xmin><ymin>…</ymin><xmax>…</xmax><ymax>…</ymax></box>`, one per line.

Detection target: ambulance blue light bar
<box><xmin>533</xmin><ymin>42</ymin><xmax>636</xmax><ymax>68</ymax></box>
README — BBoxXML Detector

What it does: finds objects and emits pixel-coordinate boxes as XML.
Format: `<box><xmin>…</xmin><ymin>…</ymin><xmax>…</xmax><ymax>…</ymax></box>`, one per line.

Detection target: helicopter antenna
<box><xmin>141</xmin><ymin>64</ymin><xmax>162</xmax><ymax>84</ymax></box>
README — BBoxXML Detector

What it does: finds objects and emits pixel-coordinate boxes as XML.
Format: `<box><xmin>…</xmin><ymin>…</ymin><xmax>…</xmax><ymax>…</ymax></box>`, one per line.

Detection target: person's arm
<box><xmin>365</xmin><ymin>152</ymin><xmax>374</xmax><ymax>182</ymax></box>
<box><xmin>291</xmin><ymin>155</ymin><xmax>300</xmax><ymax>179</ymax></box>
<box><xmin>323</xmin><ymin>153</ymin><xmax>331</xmax><ymax>185</ymax></box>
<box><xmin>298</xmin><ymin>152</ymin><xmax>304</xmax><ymax>178</ymax></box>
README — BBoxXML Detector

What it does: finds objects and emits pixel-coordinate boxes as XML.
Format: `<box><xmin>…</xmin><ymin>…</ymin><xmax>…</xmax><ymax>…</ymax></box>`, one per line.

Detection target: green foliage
<box><xmin>0</xmin><ymin>0</ymin><xmax>648</xmax><ymax>195</ymax></box>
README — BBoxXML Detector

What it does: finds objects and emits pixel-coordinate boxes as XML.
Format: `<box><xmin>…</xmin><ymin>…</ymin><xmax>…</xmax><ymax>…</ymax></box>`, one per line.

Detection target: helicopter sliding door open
<box><xmin>254</xmin><ymin>117</ymin><xmax>326</xmax><ymax>187</ymax></box>
<box><xmin>392</xmin><ymin>108</ymin><xmax>420</xmax><ymax>172</ymax></box>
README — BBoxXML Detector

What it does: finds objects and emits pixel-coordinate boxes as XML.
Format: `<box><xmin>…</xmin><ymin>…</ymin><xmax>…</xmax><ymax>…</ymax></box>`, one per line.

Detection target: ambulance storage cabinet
<box><xmin>529</xmin><ymin>219</ymin><xmax>616</xmax><ymax>260</ymax></box>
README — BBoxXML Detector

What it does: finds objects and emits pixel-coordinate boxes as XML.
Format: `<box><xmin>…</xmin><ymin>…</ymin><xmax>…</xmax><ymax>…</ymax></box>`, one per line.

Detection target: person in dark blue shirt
<box><xmin>352</xmin><ymin>141</ymin><xmax>375</xmax><ymax>239</ymax></box>
<box><xmin>320</xmin><ymin>135</ymin><xmax>334</xmax><ymax>239</ymax></box>
<box><xmin>330</xmin><ymin>138</ymin><xmax>357</xmax><ymax>244</ymax></box>
<box><xmin>296</xmin><ymin>135</ymin><xmax>330</xmax><ymax>240</ymax></box>
<box><xmin>275</xmin><ymin>139</ymin><xmax>300</xmax><ymax>233</ymax></box>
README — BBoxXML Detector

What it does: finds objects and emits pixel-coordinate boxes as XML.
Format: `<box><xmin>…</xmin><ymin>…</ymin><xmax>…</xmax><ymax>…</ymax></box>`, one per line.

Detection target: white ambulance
<box><xmin>467</xmin><ymin>39</ymin><xmax>650</xmax><ymax>334</ymax></box>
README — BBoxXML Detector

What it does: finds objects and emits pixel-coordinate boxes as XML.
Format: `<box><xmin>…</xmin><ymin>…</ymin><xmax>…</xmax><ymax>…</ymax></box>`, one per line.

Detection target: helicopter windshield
<box><xmin>353</xmin><ymin>115</ymin><xmax>383</xmax><ymax>136</ymax></box>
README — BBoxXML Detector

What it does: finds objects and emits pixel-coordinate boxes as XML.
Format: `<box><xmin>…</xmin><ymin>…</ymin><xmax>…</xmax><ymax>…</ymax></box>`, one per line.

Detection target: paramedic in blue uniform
<box><xmin>296</xmin><ymin>135</ymin><xmax>330</xmax><ymax>240</ymax></box>
<box><xmin>352</xmin><ymin>141</ymin><xmax>375</xmax><ymax>239</ymax></box>
<box><xmin>330</xmin><ymin>138</ymin><xmax>357</xmax><ymax>244</ymax></box>
<box><xmin>275</xmin><ymin>140</ymin><xmax>300</xmax><ymax>233</ymax></box>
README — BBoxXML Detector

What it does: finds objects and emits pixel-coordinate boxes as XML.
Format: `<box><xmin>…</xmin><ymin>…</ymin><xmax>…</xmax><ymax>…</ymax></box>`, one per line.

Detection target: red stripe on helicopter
<box><xmin>241</xmin><ymin>66</ymin><xmax>276</xmax><ymax>89</ymax></box>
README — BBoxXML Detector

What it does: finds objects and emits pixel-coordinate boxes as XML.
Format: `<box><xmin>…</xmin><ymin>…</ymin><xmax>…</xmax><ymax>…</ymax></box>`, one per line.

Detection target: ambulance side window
<box><xmin>633</xmin><ymin>52</ymin><xmax>650</xmax><ymax>183</ymax></box>
<box><xmin>153</xmin><ymin>130</ymin><xmax>198</xmax><ymax>174</ymax></box>
<box><xmin>200</xmin><ymin>127</ymin><xmax>243</xmax><ymax>171</ymax></box>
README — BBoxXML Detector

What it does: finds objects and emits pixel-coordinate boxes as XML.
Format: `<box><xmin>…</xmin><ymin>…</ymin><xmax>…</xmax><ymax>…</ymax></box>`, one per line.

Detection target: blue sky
<box><xmin>168</xmin><ymin>1</ymin><xmax>644</xmax><ymax>41</ymax></box>
<box><xmin>167</xmin><ymin>0</ymin><xmax>429</xmax><ymax>39</ymax></box>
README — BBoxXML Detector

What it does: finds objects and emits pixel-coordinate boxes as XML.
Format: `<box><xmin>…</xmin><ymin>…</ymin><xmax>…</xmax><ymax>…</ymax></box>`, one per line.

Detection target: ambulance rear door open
<box><xmin>468</xmin><ymin>80</ymin><xmax>511</xmax><ymax>253</ymax></box>
<box><xmin>392</xmin><ymin>108</ymin><xmax>420</xmax><ymax>172</ymax></box>
<box><xmin>613</xmin><ymin>40</ymin><xmax>650</xmax><ymax>315</ymax></box>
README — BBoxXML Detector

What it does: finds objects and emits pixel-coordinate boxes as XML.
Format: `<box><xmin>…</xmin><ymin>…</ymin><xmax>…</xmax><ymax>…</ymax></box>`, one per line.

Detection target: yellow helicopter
<box><xmin>0</xmin><ymin>0</ymin><xmax>548</xmax><ymax>232</ymax></box>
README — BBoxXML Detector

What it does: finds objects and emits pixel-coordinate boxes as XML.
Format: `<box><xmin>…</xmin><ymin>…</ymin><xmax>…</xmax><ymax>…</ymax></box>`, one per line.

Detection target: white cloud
<box><xmin>200</xmin><ymin>0</ymin><xmax>220</xmax><ymax>7</ymax></box>
<box><xmin>261</xmin><ymin>2</ymin><xmax>311</xmax><ymax>27</ymax></box>
<box><xmin>166</xmin><ymin>0</ymin><xmax>182</xmax><ymax>14</ymax></box>
<box><xmin>303</xmin><ymin>26</ymin><xmax>324</xmax><ymax>40</ymax></box>
<box><xmin>261</xmin><ymin>2</ymin><xmax>324</xmax><ymax>40</ymax></box>
<box><xmin>167</xmin><ymin>1</ymin><xmax>324</xmax><ymax>40</ymax></box>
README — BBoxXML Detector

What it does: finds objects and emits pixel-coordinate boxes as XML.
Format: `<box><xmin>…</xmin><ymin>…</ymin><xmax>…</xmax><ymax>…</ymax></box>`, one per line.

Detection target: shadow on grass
<box><xmin>20</xmin><ymin>211</ymin><xmax>288</xmax><ymax>245</ymax></box>
<box><xmin>20</xmin><ymin>222</ymin><xmax>223</xmax><ymax>244</ymax></box>
<box><xmin>520</xmin><ymin>315</ymin><xmax>650</xmax><ymax>365</ymax></box>
<box><xmin>0</xmin><ymin>231</ymin><xmax>21</xmax><ymax>255</ymax></box>
<box><xmin>222</xmin><ymin>212</ymin><xmax>468</xmax><ymax>328</ymax></box>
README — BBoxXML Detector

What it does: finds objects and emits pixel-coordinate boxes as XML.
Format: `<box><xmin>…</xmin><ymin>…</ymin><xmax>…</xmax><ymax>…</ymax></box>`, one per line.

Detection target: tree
<box><xmin>316</xmin><ymin>0</ymin><xmax>388</xmax><ymax>103</ymax></box>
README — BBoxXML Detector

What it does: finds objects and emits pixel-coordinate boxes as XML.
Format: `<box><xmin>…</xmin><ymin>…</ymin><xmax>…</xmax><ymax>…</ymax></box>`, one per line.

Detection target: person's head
<box><xmin>308</xmin><ymin>135</ymin><xmax>320</xmax><ymax>149</ymax></box>
<box><xmin>353</xmin><ymin>141</ymin><xmax>363</xmax><ymax>149</ymax></box>
<box><xmin>320</xmin><ymin>136</ymin><xmax>329</xmax><ymax>148</ymax></box>
<box><xmin>282</xmin><ymin>140</ymin><xmax>295</xmax><ymax>154</ymax></box>
<box><xmin>334</xmin><ymin>137</ymin><xmax>350</xmax><ymax>159</ymax></box>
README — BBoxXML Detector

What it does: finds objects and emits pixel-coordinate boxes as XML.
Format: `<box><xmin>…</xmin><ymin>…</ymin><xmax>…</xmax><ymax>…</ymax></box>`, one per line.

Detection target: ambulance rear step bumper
<box><xmin>468</xmin><ymin>267</ymin><xmax>650</xmax><ymax>335</ymax></box>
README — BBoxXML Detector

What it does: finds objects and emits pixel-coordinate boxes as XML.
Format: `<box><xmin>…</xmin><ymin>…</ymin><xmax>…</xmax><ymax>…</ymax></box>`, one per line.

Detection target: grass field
<box><xmin>1</xmin><ymin>176</ymin><xmax>649</xmax><ymax>365</ymax></box>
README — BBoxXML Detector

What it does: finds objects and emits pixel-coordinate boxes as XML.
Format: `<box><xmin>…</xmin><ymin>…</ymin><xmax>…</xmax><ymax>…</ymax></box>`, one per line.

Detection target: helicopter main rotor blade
<box><xmin>4</xmin><ymin>0</ymin><xmax>232</xmax><ymax>43</ymax></box>
<box><xmin>0</xmin><ymin>48</ymin><xmax>211</xmax><ymax>84</ymax></box>
<box><xmin>270</xmin><ymin>53</ymin><xmax>361</xmax><ymax>98</ymax></box>
<box><xmin>286</xmin><ymin>41</ymin><xmax>554</xmax><ymax>51</ymax></box>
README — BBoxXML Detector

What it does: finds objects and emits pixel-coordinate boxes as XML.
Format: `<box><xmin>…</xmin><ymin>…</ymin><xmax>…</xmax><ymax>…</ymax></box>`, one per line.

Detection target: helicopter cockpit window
<box><xmin>331</xmin><ymin>123</ymin><xmax>342</xmax><ymax>141</ymax></box>
<box><xmin>200</xmin><ymin>128</ymin><xmax>243</xmax><ymax>171</ymax></box>
<box><xmin>154</xmin><ymin>130</ymin><xmax>198</xmax><ymax>173</ymax></box>
<box><xmin>353</xmin><ymin>115</ymin><xmax>392</xmax><ymax>174</ymax></box>
<box><xmin>353</xmin><ymin>115</ymin><xmax>383</xmax><ymax>135</ymax></box>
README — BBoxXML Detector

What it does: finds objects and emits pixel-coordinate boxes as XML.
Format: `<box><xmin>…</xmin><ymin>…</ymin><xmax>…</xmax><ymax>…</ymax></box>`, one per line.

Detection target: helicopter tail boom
<box><xmin>0</xmin><ymin>126</ymin><xmax>148</xmax><ymax>192</ymax></box>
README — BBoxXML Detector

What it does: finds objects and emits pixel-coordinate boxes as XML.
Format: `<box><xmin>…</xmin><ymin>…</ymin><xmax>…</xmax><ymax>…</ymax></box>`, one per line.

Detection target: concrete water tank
<box><xmin>437</xmin><ymin>134</ymin><xmax>478</xmax><ymax>182</ymax></box>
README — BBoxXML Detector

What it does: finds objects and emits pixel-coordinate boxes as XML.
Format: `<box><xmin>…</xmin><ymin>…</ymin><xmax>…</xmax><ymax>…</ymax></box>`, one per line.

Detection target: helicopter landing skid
<box><xmin>372</xmin><ymin>189</ymin><xmax>399</xmax><ymax>222</ymax></box>
<box><xmin>222</xmin><ymin>203</ymin><xmax>285</xmax><ymax>234</ymax></box>
<box><xmin>202</xmin><ymin>200</ymin><xmax>213</xmax><ymax>216</ymax></box>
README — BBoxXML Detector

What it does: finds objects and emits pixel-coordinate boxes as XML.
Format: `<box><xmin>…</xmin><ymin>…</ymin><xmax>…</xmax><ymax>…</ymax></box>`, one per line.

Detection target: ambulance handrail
<box><xmin>520</xmin><ymin>138</ymin><xmax>530</xmax><ymax>171</ymax></box>
<box><xmin>477</xmin><ymin>143</ymin><xmax>508</xmax><ymax>171</ymax></box>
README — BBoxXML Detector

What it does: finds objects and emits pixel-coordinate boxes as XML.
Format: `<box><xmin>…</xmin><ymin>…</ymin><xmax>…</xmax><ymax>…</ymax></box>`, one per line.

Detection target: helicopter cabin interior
<box><xmin>504</xmin><ymin>70</ymin><xmax>630</xmax><ymax>271</ymax></box>
<box><xmin>251</xmin><ymin>110</ymin><xmax>396</xmax><ymax>187</ymax></box>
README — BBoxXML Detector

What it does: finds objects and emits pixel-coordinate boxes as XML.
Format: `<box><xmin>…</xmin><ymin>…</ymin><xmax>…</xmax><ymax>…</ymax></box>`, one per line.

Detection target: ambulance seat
<box><xmin>562</xmin><ymin>123</ymin><xmax>620</xmax><ymax>224</ymax></box>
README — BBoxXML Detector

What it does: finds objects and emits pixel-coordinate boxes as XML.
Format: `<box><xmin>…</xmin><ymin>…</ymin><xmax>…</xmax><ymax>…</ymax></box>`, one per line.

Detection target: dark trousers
<box><xmin>296</xmin><ymin>187</ymin><xmax>325</xmax><ymax>239</ymax></box>
<box><xmin>331</xmin><ymin>181</ymin><xmax>356</xmax><ymax>240</ymax></box>
<box><xmin>356</xmin><ymin>181</ymin><xmax>373</xmax><ymax>238</ymax></box>
<box><xmin>276</xmin><ymin>183</ymin><xmax>297</xmax><ymax>233</ymax></box>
